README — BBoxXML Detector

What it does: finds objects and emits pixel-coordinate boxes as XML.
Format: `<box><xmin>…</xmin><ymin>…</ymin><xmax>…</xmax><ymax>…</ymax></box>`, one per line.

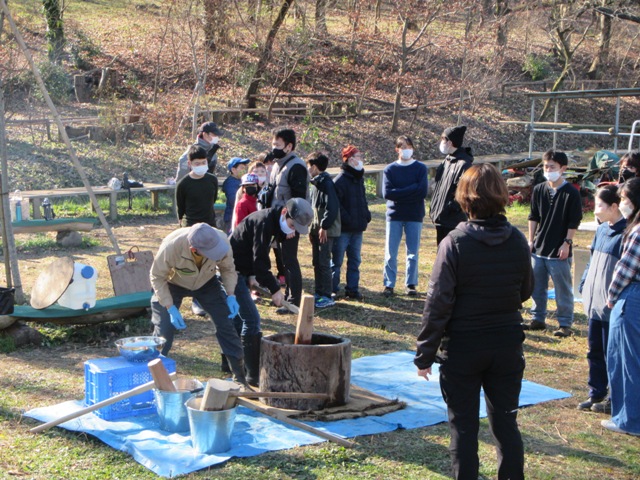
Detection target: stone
<box><xmin>56</xmin><ymin>230</ymin><xmax>83</xmax><ymax>247</ymax></box>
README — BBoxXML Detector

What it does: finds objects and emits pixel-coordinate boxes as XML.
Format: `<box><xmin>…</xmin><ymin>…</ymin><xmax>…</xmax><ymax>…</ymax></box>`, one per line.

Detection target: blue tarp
<box><xmin>26</xmin><ymin>351</ymin><xmax>571</xmax><ymax>477</ymax></box>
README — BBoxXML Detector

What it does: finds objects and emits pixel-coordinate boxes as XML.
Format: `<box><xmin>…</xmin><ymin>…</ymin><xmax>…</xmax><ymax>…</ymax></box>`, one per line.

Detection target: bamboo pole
<box><xmin>0</xmin><ymin>0</ymin><xmax>121</xmax><ymax>255</ymax></box>
<box><xmin>0</xmin><ymin>79</ymin><xmax>24</xmax><ymax>302</ymax></box>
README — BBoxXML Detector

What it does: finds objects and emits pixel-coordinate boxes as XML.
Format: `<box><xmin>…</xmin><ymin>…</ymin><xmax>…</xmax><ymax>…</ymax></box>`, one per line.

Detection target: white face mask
<box><xmin>191</xmin><ymin>165</ymin><xmax>208</xmax><ymax>176</ymax></box>
<box><xmin>439</xmin><ymin>141</ymin><xmax>450</xmax><ymax>155</ymax></box>
<box><xmin>257</xmin><ymin>175</ymin><xmax>267</xmax><ymax>184</ymax></box>
<box><xmin>280</xmin><ymin>214</ymin><xmax>295</xmax><ymax>235</ymax></box>
<box><xmin>210</xmin><ymin>136</ymin><xmax>219</xmax><ymax>145</ymax></box>
<box><xmin>544</xmin><ymin>171</ymin><xmax>562</xmax><ymax>183</ymax></box>
<box><xmin>620</xmin><ymin>202</ymin><xmax>635</xmax><ymax>219</ymax></box>
<box><xmin>400</xmin><ymin>149</ymin><xmax>413</xmax><ymax>160</ymax></box>
<box><xmin>351</xmin><ymin>159</ymin><xmax>364</xmax><ymax>171</ymax></box>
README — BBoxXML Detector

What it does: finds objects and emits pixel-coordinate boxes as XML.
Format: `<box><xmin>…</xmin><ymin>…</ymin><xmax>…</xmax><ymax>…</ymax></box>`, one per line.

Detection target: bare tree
<box><xmin>203</xmin><ymin>0</ymin><xmax>228</xmax><ymax>50</ymax></box>
<box><xmin>42</xmin><ymin>0</ymin><xmax>65</xmax><ymax>63</ymax></box>
<box><xmin>390</xmin><ymin>2</ymin><xmax>440</xmax><ymax>132</ymax></box>
<box><xmin>244</xmin><ymin>0</ymin><xmax>295</xmax><ymax>110</ymax></box>
<box><xmin>316</xmin><ymin>0</ymin><xmax>328</xmax><ymax>34</ymax></box>
<box><xmin>588</xmin><ymin>0</ymin><xmax>614</xmax><ymax>79</ymax></box>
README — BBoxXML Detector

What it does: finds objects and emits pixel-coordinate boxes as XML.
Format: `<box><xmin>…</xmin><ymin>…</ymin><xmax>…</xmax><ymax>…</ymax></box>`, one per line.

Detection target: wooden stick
<box><xmin>253</xmin><ymin>285</ymin><xmax>299</xmax><ymax>314</ymax></box>
<box><xmin>148</xmin><ymin>359</ymin><xmax>177</xmax><ymax>392</ymax></box>
<box><xmin>235</xmin><ymin>398</ymin><xmax>356</xmax><ymax>448</ymax></box>
<box><xmin>232</xmin><ymin>392</ymin><xmax>329</xmax><ymax>400</ymax></box>
<box><xmin>295</xmin><ymin>295</ymin><xmax>315</xmax><ymax>345</ymax></box>
<box><xmin>30</xmin><ymin>373</ymin><xmax>178</xmax><ymax>433</ymax></box>
<box><xmin>200</xmin><ymin>379</ymin><xmax>232</xmax><ymax>411</ymax></box>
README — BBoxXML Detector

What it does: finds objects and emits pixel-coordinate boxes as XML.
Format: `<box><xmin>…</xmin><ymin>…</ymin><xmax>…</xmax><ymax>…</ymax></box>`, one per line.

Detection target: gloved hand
<box><xmin>167</xmin><ymin>305</ymin><xmax>186</xmax><ymax>330</ymax></box>
<box><xmin>226</xmin><ymin>295</ymin><xmax>240</xmax><ymax>318</ymax></box>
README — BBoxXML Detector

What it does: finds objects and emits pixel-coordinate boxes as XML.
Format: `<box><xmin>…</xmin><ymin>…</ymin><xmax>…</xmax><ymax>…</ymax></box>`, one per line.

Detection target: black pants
<box><xmin>436</xmin><ymin>226</ymin><xmax>455</xmax><ymax>246</ymax></box>
<box><xmin>278</xmin><ymin>232</ymin><xmax>302</xmax><ymax>306</ymax></box>
<box><xmin>439</xmin><ymin>344</ymin><xmax>525</xmax><ymax>480</ymax></box>
<box><xmin>311</xmin><ymin>234</ymin><xmax>334</xmax><ymax>298</ymax></box>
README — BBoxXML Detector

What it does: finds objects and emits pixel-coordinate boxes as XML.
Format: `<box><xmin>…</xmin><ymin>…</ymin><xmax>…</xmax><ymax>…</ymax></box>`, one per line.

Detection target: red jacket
<box><xmin>232</xmin><ymin>194</ymin><xmax>258</xmax><ymax>230</ymax></box>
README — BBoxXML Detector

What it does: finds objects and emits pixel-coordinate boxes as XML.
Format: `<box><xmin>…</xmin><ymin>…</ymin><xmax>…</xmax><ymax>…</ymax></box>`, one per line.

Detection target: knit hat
<box><xmin>443</xmin><ymin>125</ymin><xmax>467</xmax><ymax>148</ymax></box>
<box><xmin>342</xmin><ymin>145</ymin><xmax>359</xmax><ymax>162</ymax></box>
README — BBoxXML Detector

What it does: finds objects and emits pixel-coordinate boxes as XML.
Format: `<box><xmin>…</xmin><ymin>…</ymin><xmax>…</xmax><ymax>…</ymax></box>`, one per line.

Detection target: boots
<box><xmin>226</xmin><ymin>355</ymin><xmax>249</xmax><ymax>387</ymax></box>
<box><xmin>242</xmin><ymin>333</ymin><xmax>262</xmax><ymax>387</ymax></box>
<box><xmin>220</xmin><ymin>354</ymin><xmax>231</xmax><ymax>374</ymax></box>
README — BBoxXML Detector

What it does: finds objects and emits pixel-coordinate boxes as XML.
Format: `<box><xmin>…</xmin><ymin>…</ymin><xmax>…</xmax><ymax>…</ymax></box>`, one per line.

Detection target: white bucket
<box><xmin>57</xmin><ymin>263</ymin><xmax>98</xmax><ymax>310</ymax></box>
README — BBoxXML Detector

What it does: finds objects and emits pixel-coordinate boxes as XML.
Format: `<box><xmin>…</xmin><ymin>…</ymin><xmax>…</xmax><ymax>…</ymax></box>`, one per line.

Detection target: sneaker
<box><xmin>191</xmin><ymin>298</ymin><xmax>207</xmax><ymax>317</ymax></box>
<box><xmin>553</xmin><ymin>327</ymin><xmax>573</xmax><ymax>338</ymax></box>
<box><xmin>275</xmin><ymin>306</ymin><xmax>293</xmax><ymax>315</ymax></box>
<box><xmin>382</xmin><ymin>287</ymin><xmax>394</xmax><ymax>297</ymax></box>
<box><xmin>406</xmin><ymin>285</ymin><xmax>417</xmax><ymax>296</ymax></box>
<box><xmin>278</xmin><ymin>275</ymin><xmax>286</xmax><ymax>286</ymax></box>
<box><xmin>601</xmin><ymin>419</ymin><xmax>640</xmax><ymax>436</ymax></box>
<box><xmin>591</xmin><ymin>398</ymin><xmax>611</xmax><ymax>414</ymax></box>
<box><xmin>344</xmin><ymin>290</ymin><xmax>363</xmax><ymax>301</ymax></box>
<box><xmin>315</xmin><ymin>296</ymin><xmax>335</xmax><ymax>309</ymax></box>
<box><xmin>578</xmin><ymin>397</ymin><xmax>605</xmax><ymax>411</ymax></box>
<box><xmin>523</xmin><ymin>320</ymin><xmax>546</xmax><ymax>331</ymax></box>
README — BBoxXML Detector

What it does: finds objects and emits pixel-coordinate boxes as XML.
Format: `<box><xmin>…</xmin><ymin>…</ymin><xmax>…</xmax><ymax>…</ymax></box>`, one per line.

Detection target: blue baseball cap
<box><xmin>227</xmin><ymin>157</ymin><xmax>250</xmax><ymax>172</ymax></box>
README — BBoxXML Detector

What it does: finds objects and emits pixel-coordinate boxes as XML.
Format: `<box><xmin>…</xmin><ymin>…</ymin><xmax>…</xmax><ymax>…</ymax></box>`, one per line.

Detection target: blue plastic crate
<box><xmin>84</xmin><ymin>355</ymin><xmax>176</xmax><ymax>420</ymax></box>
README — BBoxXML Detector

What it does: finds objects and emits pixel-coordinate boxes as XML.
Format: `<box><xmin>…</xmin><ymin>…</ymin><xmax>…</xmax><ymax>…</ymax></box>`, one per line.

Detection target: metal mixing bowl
<box><xmin>115</xmin><ymin>336</ymin><xmax>166</xmax><ymax>362</ymax></box>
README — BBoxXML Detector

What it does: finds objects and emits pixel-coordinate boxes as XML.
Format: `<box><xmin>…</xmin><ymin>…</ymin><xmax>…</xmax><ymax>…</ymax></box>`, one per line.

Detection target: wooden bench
<box><xmin>11</xmin><ymin>218</ymin><xmax>95</xmax><ymax>235</ymax></box>
<box><xmin>22</xmin><ymin>183</ymin><xmax>176</xmax><ymax>221</ymax></box>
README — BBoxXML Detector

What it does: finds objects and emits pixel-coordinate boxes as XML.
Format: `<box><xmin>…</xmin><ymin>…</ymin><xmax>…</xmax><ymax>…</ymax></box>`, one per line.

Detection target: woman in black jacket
<box><xmin>415</xmin><ymin>163</ymin><xmax>533</xmax><ymax>480</ymax></box>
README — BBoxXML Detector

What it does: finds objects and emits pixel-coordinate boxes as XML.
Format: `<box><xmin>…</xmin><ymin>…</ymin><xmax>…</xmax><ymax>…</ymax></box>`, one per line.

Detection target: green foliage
<box><xmin>299</xmin><ymin>124</ymin><xmax>321</xmax><ymax>152</ymax></box>
<box><xmin>0</xmin><ymin>335</ymin><xmax>16</xmax><ymax>354</ymax></box>
<box><xmin>70</xmin><ymin>30</ymin><xmax>102</xmax><ymax>70</ymax></box>
<box><xmin>34</xmin><ymin>61</ymin><xmax>72</xmax><ymax>104</ymax></box>
<box><xmin>13</xmin><ymin>233</ymin><xmax>100</xmax><ymax>253</ymax></box>
<box><xmin>35</xmin><ymin>315</ymin><xmax>150</xmax><ymax>347</ymax></box>
<box><xmin>522</xmin><ymin>54</ymin><xmax>551</xmax><ymax>81</ymax></box>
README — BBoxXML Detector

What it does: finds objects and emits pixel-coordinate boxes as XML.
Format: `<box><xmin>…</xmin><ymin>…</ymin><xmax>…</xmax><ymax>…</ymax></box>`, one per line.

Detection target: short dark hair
<box><xmin>455</xmin><ymin>163</ymin><xmax>508</xmax><ymax>219</ymax></box>
<box><xmin>395</xmin><ymin>135</ymin><xmax>414</xmax><ymax>149</ymax></box>
<box><xmin>306</xmin><ymin>152</ymin><xmax>329</xmax><ymax>171</ymax></box>
<box><xmin>618</xmin><ymin>177</ymin><xmax>640</xmax><ymax>239</ymax></box>
<box><xmin>596</xmin><ymin>184</ymin><xmax>621</xmax><ymax>206</ymax></box>
<box><xmin>273</xmin><ymin>128</ymin><xmax>296</xmax><ymax>151</ymax></box>
<box><xmin>620</xmin><ymin>150</ymin><xmax>640</xmax><ymax>172</ymax></box>
<box><xmin>543</xmin><ymin>149</ymin><xmax>568</xmax><ymax>166</ymax></box>
<box><xmin>188</xmin><ymin>145</ymin><xmax>208</xmax><ymax>162</ymax></box>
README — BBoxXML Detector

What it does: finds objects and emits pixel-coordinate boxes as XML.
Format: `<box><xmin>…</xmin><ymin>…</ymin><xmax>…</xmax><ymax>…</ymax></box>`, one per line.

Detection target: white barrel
<box><xmin>57</xmin><ymin>263</ymin><xmax>98</xmax><ymax>310</ymax></box>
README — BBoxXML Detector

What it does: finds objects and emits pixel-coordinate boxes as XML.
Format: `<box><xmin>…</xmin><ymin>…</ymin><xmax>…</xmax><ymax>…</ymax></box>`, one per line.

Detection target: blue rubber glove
<box><xmin>167</xmin><ymin>305</ymin><xmax>186</xmax><ymax>330</ymax></box>
<box><xmin>226</xmin><ymin>295</ymin><xmax>240</xmax><ymax>318</ymax></box>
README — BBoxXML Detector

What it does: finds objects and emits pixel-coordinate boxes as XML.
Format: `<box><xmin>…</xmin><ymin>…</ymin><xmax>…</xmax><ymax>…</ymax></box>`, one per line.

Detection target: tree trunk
<box><xmin>495</xmin><ymin>0</ymin><xmax>509</xmax><ymax>47</ymax></box>
<box><xmin>203</xmin><ymin>0</ymin><xmax>227</xmax><ymax>51</ymax></box>
<box><xmin>315</xmin><ymin>0</ymin><xmax>328</xmax><ymax>34</ymax></box>
<box><xmin>588</xmin><ymin>0</ymin><xmax>613</xmax><ymax>79</ymax></box>
<box><xmin>245</xmin><ymin>0</ymin><xmax>295</xmax><ymax>110</ymax></box>
<box><xmin>374</xmin><ymin>0</ymin><xmax>381</xmax><ymax>34</ymax></box>
<box><xmin>42</xmin><ymin>0</ymin><xmax>65</xmax><ymax>63</ymax></box>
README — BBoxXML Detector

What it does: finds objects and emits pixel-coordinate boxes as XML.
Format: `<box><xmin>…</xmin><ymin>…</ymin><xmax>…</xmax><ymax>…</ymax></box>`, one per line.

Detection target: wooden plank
<box><xmin>10</xmin><ymin>220</ymin><xmax>94</xmax><ymax>235</ymax></box>
<box><xmin>294</xmin><ymin>295</ymin><xmax>315</xmax><ymax>345</ymax></box>
<box><xmin>107</xmin><ymin>250</ymin><xmax>154</xmax><ymax>296</ymax></box>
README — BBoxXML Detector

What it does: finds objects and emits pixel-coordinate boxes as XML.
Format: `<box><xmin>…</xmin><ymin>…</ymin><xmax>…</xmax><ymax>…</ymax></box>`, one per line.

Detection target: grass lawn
<box><xmin>1</xmin><ymin>200</ymin><xmax>639</xmax><ymax>479</ymax></box>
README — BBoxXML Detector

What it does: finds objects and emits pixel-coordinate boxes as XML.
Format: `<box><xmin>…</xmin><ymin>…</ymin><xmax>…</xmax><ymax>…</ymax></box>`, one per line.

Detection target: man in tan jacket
<box><xmin>150</xmin><ymin>222</ymin><xmax>246</xmax><ymax>383</ymax></box>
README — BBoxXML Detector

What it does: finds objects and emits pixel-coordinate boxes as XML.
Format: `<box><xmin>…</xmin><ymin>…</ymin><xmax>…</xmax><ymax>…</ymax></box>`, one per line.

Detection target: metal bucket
<box><xmin>153</xmin><ymin>378</ymin><xmax>203</xmax><ymax>433</ymax></box>
<box><xmin>185</xmin><ymin>397</ymin><xmax>237</xmax><ymax>454</ymax></box>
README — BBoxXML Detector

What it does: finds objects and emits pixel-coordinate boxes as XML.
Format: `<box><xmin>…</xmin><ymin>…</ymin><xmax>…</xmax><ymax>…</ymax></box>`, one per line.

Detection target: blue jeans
<box><xmin>383</xmin><ymin>221</ymin><xmax>423</xmax><ymax>288</ymax></box>
<box><xmin>531</xmin><ymin>255</ymin><xmax>574</xmax><ymax>327</ymax></box>
<box><xmin>151</xmin><ymin>275</ymin><xmax>243</xmax><ymax>358</ymax></box>
<box><xmin>331</xmin><ymin>231</ymin><xmax>363</xmax><ymax>294</ymax></box>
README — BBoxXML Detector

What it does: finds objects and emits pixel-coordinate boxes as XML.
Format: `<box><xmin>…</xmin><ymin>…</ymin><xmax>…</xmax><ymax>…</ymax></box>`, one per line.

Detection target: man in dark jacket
<box><xmin>430</xmin><ymin>125</ymin><xmax>474</xmax><ymax>246</ymax></box>
<box><xmin>175</xmin><ymin>122</ymin><xmax>224</xmax><ymax>181</ymax></box>
<box><xmin>332</xmin><ymin>145</ymin><xmax>371</xmax><ymax>300</ymax></box>
<box><xmin>229</xmin><ymin>198</ymin><xmax>313</xmax><ymax>383</ymax></box>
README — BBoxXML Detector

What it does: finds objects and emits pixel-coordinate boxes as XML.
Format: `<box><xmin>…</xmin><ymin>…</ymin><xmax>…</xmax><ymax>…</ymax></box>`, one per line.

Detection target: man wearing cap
<box><xmin>229</xmin><ymin>198</ymin><xmax>313</xmax><ymax>384</ymax></box>
<box><xmin>268</xmin><ymin>128</ymin><xmax>309</xmax><ymax>312</ymax></box>
<box><xmin>222</xmin><ymin>157</ymin><xmax>250</xmax><ymax>234</ymax></box>
<box><xmin>429</xmin><ymin>125</ymin><xmax>474</xmax><ymax>246</ymax></box>
<box><xmin>150</xmin><ymin>223</ymin><xmax>248</xmax><ymax>384</ymax></box>
<box><xmin>175</xmin><ymin>122</ymin><xmax>224</xmax><ymax>182</ymax></box>
<box><xmin>332</xmin><ymin>145</ymin><xmax>371</xmax><ymax>300</ymax></box>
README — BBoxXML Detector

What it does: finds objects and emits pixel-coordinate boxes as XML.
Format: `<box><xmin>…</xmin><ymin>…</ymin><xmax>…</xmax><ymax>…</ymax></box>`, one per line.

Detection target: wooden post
<box><xmin>294</xmin><ymin>294</ymin><xmax>314</xmax><ymax>345</ymax></box>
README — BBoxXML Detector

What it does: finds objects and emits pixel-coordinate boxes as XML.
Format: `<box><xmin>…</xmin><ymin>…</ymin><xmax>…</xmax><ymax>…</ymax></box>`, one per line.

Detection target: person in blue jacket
<box><xmin>578</xmin><ymin>185</ymin><xmax>626</xmax><ymax>414</ymax></box>
<box><xmin>382</xmin><ymin>135</ymin><xmax>428</xmax><ymax>297</ymax></box>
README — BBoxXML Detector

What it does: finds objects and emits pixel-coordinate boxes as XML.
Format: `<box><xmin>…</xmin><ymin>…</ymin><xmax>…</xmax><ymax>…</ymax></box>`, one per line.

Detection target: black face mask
<box><xmin>619</xmin><ymin>168</ymin><xmax>635</xmax><ymax>183</ymax></box>
<box><xmin>272</xmin><ymin>148</ymin><xmax>287</xmax><ymax>159</ymax></box>
<box><xmin>245</xmin><ymin>186</ymin><xmax>258</xmax><ymax>196</ymax></box>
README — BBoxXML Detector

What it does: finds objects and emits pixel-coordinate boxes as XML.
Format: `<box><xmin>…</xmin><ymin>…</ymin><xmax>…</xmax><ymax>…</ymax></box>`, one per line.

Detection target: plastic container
<box><xmin>84</xmin><ymin>355</ymin><xmax>176</xmax><ymax>420</ymax></box>
<box><xmin>154</xmin><ymin>378</ymin><xmax>203</xmax><ymax>432</ymax></box>
<box><xmin>186</xmin><ymin>397</ymin><xmax>237</xmax><ymax>454</ymax></box>
<box><xmin>57</xmin><ymin>262</ymin><xmax>98</xmax><ymax>310</ymax></box>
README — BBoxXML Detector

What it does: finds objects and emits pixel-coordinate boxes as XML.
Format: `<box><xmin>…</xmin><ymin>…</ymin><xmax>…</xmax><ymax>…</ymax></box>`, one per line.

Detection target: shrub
<box><xmin>522</xmin><ymin>54</ymin><xmax>551</xmax><ymax>81</ymax></box>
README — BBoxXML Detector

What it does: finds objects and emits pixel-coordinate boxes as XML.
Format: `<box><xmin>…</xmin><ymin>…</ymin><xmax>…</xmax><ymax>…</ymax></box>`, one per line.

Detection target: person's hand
<box><xmin>271</xmin><ymin>290</ymin><xmax>284</xmax><ymax>307</ymax></box>
<box><xmin>226</xmin><ymin>295</ymin><xmax>240</xmax><ymax>318</ymax></box>
<box><xmin>528</xmin><ymin>241</ymin><xmax>534</xmax><ymax>252</ymax></box>
<box><xmin>167</xmin><ymin>305</ymin><xmax>186</xmax><ymax>330</ymax></box>
<box><xmin>248</xmin><ymin>276</ymin><xmax>259</xmax><ymax>289</ymax></box>
<box><xmin>286</xmin><ymin>231</ymin><xmax>296</xmax><ymax>240</ymax></box>
<box><xmin>417</xmin><ymin>367</ymin><xmax>432</xmax><ymax>381</ymax></box>
<box><xmin>558</xmin><ymin>243</ymin><xmax>570</xmax><ymax>260</ymax></box>
<box><xmin>319</xmin><ymin>229</ymin><xmax>328</xmax><ymax>244</ymax></box>
<box><xmin>607</xmin><ymin>301</ymin><xmax>614</xmax><ymax>309</ymax></box>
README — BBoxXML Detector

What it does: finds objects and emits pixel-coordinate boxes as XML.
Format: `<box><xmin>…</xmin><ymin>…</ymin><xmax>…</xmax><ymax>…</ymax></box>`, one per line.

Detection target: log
<box><xmin>259</xmin><ymin>332</ymin><xmax>351</xmax><ymax>410</ymax></box>
<box><xmin>294</xmin><ymin>295</ymin><xmax>314</xmax><ymax>345</ymax></box>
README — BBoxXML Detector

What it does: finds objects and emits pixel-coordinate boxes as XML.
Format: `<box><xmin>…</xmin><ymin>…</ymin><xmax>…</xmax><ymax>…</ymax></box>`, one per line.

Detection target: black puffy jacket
<box><xmin>429</xmin><ymin>148</ymin><xmax>474</xmax><ymax>228</ymax></box>
<box><xmin>333</xmin><ymin>164</ymin><xmax>371</xmax><ymax>233</ymax></box>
